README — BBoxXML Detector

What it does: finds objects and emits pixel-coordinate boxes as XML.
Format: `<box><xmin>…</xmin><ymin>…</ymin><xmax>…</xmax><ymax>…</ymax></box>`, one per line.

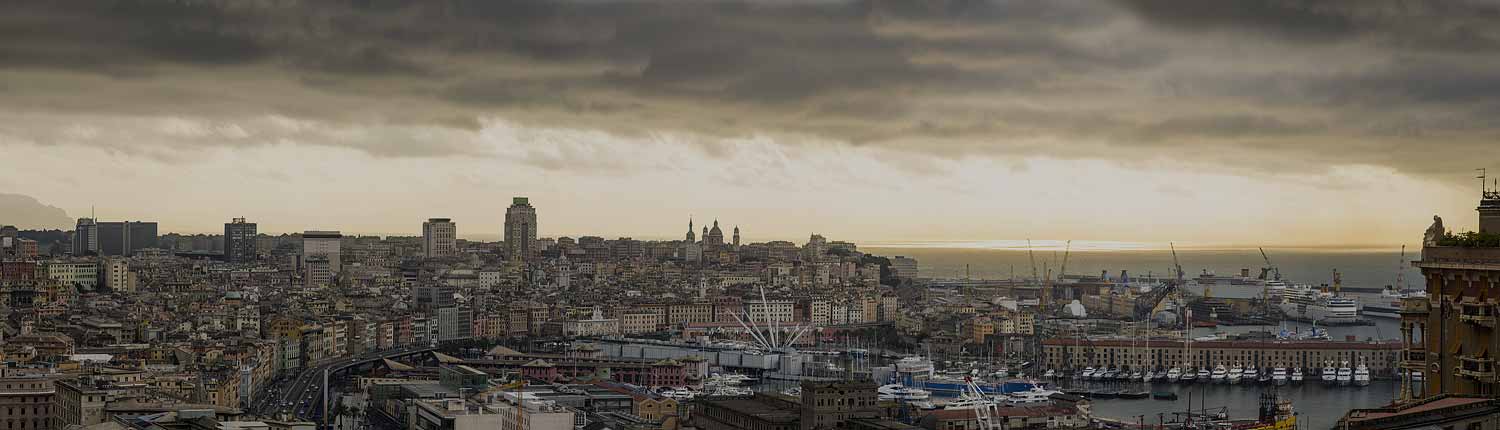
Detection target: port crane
<box><xmin>1257</xmin><ymin>247</ymin><xmax>1281</xmax><ymax>281</ymax></box>
<box><xmin>962</xmin><ymin>377</ymin><xmax>1002</xmax><ymax>430</ymax></box>
<box><xmin>1132</xmin><ymin>242</ymin><xmax>1184</xmax><ymax>323</ymax></box>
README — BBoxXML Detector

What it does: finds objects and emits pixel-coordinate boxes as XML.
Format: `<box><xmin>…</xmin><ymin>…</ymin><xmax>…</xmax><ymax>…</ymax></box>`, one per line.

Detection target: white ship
<box><xmin>1353</xmin><ymin>363</ymin><xmax>1371</xmax><ymax>387</ymax></box>
<box><xmin>1290</xmin><ymin>367</ymin><xmax>1304</xmax><ymax>383</ymax></box>
<box><xmin>1227</xmin><ymin>364</ymin><xmax>1243</xmax><ymax>384</ymax></box>
<box><xmin>1210</xmin><ymin>365</ymin><xmax>1227</xmax><ymax>383</ymax></box>
<box><xmin>1271</xmin><ymin>367</ymin><xmax>1288</xmax><ymax>386</ymax></box>
<box><xmin>1321</xmin><ymin>363</ymin><xmax>1338</xmax><ymax>385</ymax></box>
<box><xmin>1003</xmin><ymin>386</ymin><xmax>1062</xmax><ymax>406</ymax></box>
<box><xmin>1337</xmin><ymin>363</ymin><xmax>1353</xmax><ymax>386</ymax></box>
<box><xmin>879</xmin><ymin>384</ymin><xmax>933</xmax><ymax>401</ymax></box>
<box><xmin>1279</xmin><ymin>284</ymin><xmax>1360</xmax><ymax>324</ymax></box>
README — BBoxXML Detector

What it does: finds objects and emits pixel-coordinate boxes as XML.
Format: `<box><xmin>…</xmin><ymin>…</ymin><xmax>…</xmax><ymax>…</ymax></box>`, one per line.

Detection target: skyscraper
<box><xmin>72</xmin><ymin>218</ymin><xmax>98</xmax><ymax>255</ymax></box>
<box><xmin>422</xmin><ymin>218</ymin><xmax>457</xmax><ymax>258</ymax></box>
<box><xmin>302</xmin><ymin>230</ymin><xmax>342</xmax><ymax>274</ymax></box>
<box><xmin>504</xmin><ymin>197</ymin><xmax>537</xmax><ymax>262</ymax></box>
<box><xmin>224</xmin><ymin>217</ymin><xmax>257</xmax><ymax>262</ymax></box>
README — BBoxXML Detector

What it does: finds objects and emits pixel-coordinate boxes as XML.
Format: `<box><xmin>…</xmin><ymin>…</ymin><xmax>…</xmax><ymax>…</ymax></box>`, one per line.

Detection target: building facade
<box><xmin>423</xmin><ymin>218</ymin><xmax>458</xmax><ymax>259</ymax></box>
<box><xmin>224</xmin><ymin>218</ymin><xmax>258</xmax><ymax>262</ymax></box>
<box><xmin>504</xmin><ymin>198</ymin><xmax>537</xmax><ymax>263</ymax></box>
<box><xmin>302</xmin><ymin>231</ymin><xmax>342</xmax><ymax>274</ymax></box>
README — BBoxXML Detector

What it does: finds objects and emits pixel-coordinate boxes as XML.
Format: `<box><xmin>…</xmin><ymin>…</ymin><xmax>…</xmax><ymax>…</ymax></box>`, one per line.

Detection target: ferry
<box><xmin>1353</xmin><ymin>363</ymin><xmax>1371</xmax><ymax>387</ymax></box>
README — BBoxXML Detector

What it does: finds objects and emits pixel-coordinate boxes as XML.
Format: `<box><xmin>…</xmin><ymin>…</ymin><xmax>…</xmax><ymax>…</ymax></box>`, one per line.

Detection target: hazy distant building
<box><xmin>223</xmin><ymin>217</ymin><xmax>257</xmax><ymax>262</ymax></box>
<box><xmin>302</xmin><ymin>230</ymin><xmax>342</xmax><ymax>274</ymax></box>
<box><xmin>504</xmin><ymin>197</ymin><xmax>537</xmax><ymax>262</ymax></box>
<box><xmin>423</xmin><ymin>218</ymin><xmax>458</xmax><ymax>258</ymax></box>
<box><xmin>704</xmin><ymin>220</ymin><xmax>725</xmax><ymax>248</ymax></box>
<box><xmin>72</xmin><ymin>218</ymin><xmax>97</xmax><ymax>255</ymax></box>
<box><xmin>891</xmin><ymin>256</ymin><xmax>920</xmax><ymax>280</ymax></box>
<box><xmin>97</xmin><ymin>221</ymin><xmax>157</xmax><ymax>256</ymax></box>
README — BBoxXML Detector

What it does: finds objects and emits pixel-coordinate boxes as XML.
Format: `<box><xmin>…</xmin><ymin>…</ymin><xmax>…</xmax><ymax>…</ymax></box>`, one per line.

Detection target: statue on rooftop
<box><xmin>1424</xmin><ymin>215</ymin><xmax>1446</xmax><ymax>247</ymax></box>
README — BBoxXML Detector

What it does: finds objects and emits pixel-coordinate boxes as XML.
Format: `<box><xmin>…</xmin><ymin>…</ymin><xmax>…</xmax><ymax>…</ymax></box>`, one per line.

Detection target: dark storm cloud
<box><xmin>3</xmin><ymin>0</ymin><xmax>1500</xmax><ymax>178</ymax></box>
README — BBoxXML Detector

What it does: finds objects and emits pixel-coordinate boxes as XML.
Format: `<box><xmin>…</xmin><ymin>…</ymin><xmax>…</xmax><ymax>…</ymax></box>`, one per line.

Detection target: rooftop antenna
<box><xmin>1479</xmin><ymin>168</ymin><xmax>1488</xmax><ymax>194</ymax></box>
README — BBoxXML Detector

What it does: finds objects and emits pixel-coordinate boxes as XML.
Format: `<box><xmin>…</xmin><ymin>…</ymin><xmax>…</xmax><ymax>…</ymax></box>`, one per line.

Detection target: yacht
<box><xmin>1322</xmin><ymin>363</ymin><xmax>1338</xmax><ymax>385</ymax></box>
<box><xmin>1196</xmin><ymin>367</ymin><xmax>1212</xmax><ymax>382</ymax></box>
<box><xmin>1211</xmin><ymin>365</ymin><xmax>1228</xmax><ymax>384</ymax></box>
<box><xmin>879</xmin><ymin>384</ymin><xmax>933</xmax><ymax>401</ymax></box>
<box><xmin>1080</xmin><ymin>367</ymin><xmax>1095</xmax><ymax>380</ymax></box>
<box><xmin>1142</xmin><ymin>370</ymin><xmax>1155</xmax><ymax>383</ymax></box>
<box><xmin>1043</xmin><ymin>369</ymin><xmax>1056</xmax><ymax>379</ymax></box>
<box><xmin>1272</xmin><ymin>367</ymin><xmax>1288</xmax><ymax>386</ymax></box>
<box><xmin>1241</xmin><ymin>366</ymin><xmax>1259</xmax><ymax>383</ymax></box>
<box><xmin>1004</xmin><ymin>386</ymin><xmax>1063</xmax><ymax>406</ymax></box>
<box><xmin>1353</xmin><ymin>363</ymin><xmax>1371</xmax><ymax>387</ymax></box>
<box><xmin>1166</xmin><ymin>367</ymin><xmax>1183</xmax><ymax>382</ymax></box>
<box><xmin>1258</xmin><ymin>369</ymin><xmax>1273</xmax><ymax>384</ymax></box>
<box><xmin>1337</xmin><ymin>363</ymin><xmax>1354</xmax><ymax>386</ymax></box>
<box><xmin>1227</xmin><ymin>364</ymin><xmax>1243</xmax><ymax>384</ymax></box>
<box><xmin>1290</xmin><ymin>367</ymin><xmax>1304</xmax><ymax>384</ymax></box>
<box><xmin>1129</xmin><ymin>370</ymin><xmax>1144</xmax><ymax>381</ymax></box>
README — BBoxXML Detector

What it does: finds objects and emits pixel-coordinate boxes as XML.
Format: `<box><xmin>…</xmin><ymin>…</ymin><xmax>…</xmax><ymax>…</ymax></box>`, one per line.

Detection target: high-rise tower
<box><xmin>72</xmin><ymin>218</ymin><xmax>98</xmax><ymax>255</ymax></box>
<box><xmin>423</xmin><ymin>218</ymin><xmax>458</xmax><ymax>258</ymax></box>
<box><xmin>504</xmin><ymin>197</ymin><xmax>537</xmax><ymax>262</ymax></box>
<box><xmin>224</xmin><ymin>217</ymin><xmax>257</xmax><ymax>262</ymax></box>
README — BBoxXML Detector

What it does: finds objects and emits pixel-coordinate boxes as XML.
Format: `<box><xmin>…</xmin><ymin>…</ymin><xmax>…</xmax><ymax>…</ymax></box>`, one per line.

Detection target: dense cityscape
<box><xmin>0</xmin><ymin>189</ymin><xmax>1495</xmax><ymax>430</ymax></box>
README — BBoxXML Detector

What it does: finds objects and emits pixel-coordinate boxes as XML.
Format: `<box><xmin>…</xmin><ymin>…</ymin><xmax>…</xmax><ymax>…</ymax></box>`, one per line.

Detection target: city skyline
<box><xmin>4</xmin><ymin>2</ymin><xmax>1499</xmax><ymax>246</ymax></box>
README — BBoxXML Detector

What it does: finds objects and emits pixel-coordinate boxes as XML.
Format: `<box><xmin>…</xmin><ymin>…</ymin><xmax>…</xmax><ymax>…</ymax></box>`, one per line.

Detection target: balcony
<box><xmin>1403</xmin><ymin>350</ymin><xmax>1428</xmax><ymax>363</ymax></box>
<box><xmin>1460</xmin><ymin>314</ymin><xmax>1497</xmax><ymax>327</ymax></box>
<box><xmin>1459</xmin><ymin>355</ymin><xmax>1495</xmax><ymax>380</ymax></box>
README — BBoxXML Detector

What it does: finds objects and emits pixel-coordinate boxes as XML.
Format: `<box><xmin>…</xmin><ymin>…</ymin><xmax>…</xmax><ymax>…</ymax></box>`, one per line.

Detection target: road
<box><xmin>248</xmin><ymin>346</ymin><xmax>437</xmax><ymax>423</ymax></box>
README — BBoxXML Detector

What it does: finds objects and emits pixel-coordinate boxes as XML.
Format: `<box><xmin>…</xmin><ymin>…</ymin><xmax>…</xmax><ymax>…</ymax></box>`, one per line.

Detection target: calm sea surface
<box><xmin>862</xmin><ymin>246</ymin><xmax>1424</xmax><ymax>292</ymax></box>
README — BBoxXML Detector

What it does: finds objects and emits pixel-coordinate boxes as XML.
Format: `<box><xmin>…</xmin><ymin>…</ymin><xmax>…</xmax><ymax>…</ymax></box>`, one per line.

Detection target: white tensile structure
<box><xmin>730</xmin><ymin>285</ymin><xmax>811</xmax><ymax>351</ymax></box>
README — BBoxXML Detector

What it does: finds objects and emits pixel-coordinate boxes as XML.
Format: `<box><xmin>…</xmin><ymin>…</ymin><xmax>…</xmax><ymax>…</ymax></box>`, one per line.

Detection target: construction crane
<box><xmin>1027</xmin><ymin>239</ymin><xmax>1039</xmax><ymax>283</ymax></box>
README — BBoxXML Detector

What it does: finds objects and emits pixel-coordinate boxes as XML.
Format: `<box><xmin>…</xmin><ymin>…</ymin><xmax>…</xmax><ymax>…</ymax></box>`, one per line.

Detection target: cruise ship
<box><xmin>1279</xmin><ymin>284</ymin><xmax>1359</xmax><ymax>324</ymax></box>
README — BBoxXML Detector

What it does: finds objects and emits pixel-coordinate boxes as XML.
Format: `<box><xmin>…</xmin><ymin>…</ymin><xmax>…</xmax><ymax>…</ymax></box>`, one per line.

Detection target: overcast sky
<box><xmin>1</xmin><ymin>0</ymin><xmax>1496</xmax><ymax>245</ymax></box>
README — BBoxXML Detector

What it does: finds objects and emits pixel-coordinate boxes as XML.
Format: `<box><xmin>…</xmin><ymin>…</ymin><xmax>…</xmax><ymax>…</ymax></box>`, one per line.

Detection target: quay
<box><xmin>1042</xmin><ymin>337</ymin><xmax>1401</xmax><ymax>375</ymax></box>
